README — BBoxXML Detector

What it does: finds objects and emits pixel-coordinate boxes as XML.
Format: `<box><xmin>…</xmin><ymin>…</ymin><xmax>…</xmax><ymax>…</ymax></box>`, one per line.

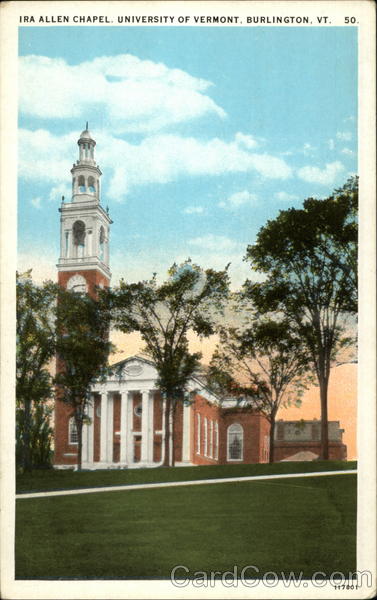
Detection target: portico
<box><xmin>80</xmin><ymin>389</ymin><xmax>159</xmax><ymax>469</ymax></box>
<box><xmin>79</xmin><ymin>356</ymin><xmax>192</xmax><ymax>469</ymax></box>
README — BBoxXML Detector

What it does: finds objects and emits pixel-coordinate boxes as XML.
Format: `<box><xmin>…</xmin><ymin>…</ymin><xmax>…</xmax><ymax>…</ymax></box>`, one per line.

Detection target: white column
<box><xmin>82</xmin><ymin>409</ymin><xmax>89</xmax><ymax>463</ymax></box>
<box><xmin>127</xmin><ymin>392</ymin><xmax>134</xmax><ymax>465</ymax></box>
<box><xmin>148</xmin><ymin>391</ymin><xmax>155</xmax><ymax>463</ymax></box>
<box><xmin>100</xmin><ymin>392</ymin><xmax>108</xmax><ymax>463</ymax></box>
<box><xmin>88</xmin><ymin>401</ymin><xmax>94</xmax><ymax>464</ymax></box>
<box><xmin>66</xmin><ymin>231</ymin><xmax>71</xmax><ymax>259</ymax></box>
<box><xmin>169</xmin><ymin>402</ymin><xmax>173</xmax><ymax>466</ymax></box>
<box><xmin>215</xmin><ymin>421</ymin><xmax>219</xmax><ymax>460</ymax></box>
<box><xmin>120</xmin><ymin>391</ymin><xmax>128</xmax><ymax>464</ymax></box>
<box><xmin>160</xmin><ymin>396</ymin><xmax>166</xmax><ymax>465</ymax></box>
<box><xmin>88</xmin><ymin>230</ymin><xmax>93</xmax><ymax>256</ymax></box>
<box><xmin>107</xmin><ymin>393</ymin><xmax>114</xmax><ymax>464</ymax></box>
<box><xmin>182</xmin><ymin>400</ymin><xmax>191</xmax><ymax>463</ymax></box>
<box><xmin>141</xmin><ymin>390</ymin><xmax>150</xmax><ymax>463</ymax></box>
<box><xmin>208</xmin><ymin>419</ymin><xmax>213</xmax><ymax>458</ymax></box>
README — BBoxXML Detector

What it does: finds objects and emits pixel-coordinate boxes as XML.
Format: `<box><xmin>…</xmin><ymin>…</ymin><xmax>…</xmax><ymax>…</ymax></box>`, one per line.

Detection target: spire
<box><xmin>86</xmin><ymin>121</ymin><xmax>88</xmax><ymax>130</ymax></box>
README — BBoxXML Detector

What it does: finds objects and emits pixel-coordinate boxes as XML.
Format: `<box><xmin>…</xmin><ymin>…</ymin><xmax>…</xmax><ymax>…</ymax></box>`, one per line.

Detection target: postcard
<box><xmin>0</xmin><ymin>1</ymin><xmax>375</xmax><ymax>599</ymax></box>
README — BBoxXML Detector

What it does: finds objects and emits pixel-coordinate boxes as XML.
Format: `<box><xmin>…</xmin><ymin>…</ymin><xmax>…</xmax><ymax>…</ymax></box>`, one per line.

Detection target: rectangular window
<box><xmin>214</xmin><ymin>422</ymin><xmax>219</xmax><ymax>460</ymax></box>
<box><xmin>204</xmin><ymin>418</ymin><xmax>208</xmax><ymax>457</ymax></box>
<box><xmin>69</xmin><ymin>418</ymin><xmax>78</xmax><ymax>444</ymax></box>
<box><xmin>196</xmin><ymin>414</ymin><xmax>201</xmax><ymax>454</ymax></box>
<box><xmin>209</xmin><ymin>420</ymin><xmax>213</xmax><ymax>458</ymax></box>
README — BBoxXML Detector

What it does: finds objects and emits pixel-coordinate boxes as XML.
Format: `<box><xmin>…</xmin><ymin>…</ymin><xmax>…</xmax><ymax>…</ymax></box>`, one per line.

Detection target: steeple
<box><xmin>57</xmin><ymin>126</ymin><xmax>112</xmax><ymax>285</ymax></box>
<box><xmin>71</xmin><ymin>124</ymin><xmax>102</xmax><ymax>203</ymax></box>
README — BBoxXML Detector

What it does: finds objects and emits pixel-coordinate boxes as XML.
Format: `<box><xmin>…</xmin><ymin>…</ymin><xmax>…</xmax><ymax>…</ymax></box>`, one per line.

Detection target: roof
<box><xmin>78</xmin><ymin>127</ymin><xmax>95</xmax><ymax>142</ymax></box>
<box><xmin>107</xmin><ymin>354</ymin><xmax>221</xmax><ymax>403</ymax></box>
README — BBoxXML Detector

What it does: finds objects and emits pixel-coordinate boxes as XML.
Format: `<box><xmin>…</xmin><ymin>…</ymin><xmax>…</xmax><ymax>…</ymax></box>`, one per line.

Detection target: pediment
<box><xmin>109</xmin><ymin>355</ymin><xmax>157</xmax><ymax>382</ymax></box>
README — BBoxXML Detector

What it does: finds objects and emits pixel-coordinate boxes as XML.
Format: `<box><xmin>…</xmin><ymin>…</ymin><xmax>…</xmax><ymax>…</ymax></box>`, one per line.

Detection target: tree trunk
<box><xmin>162</xmin><ymin>396</ymin><xmax>171</xmax><ymax>467</ymax></box>
<box><xmin>171</xmin><ymin>401</ymin><xmax>176</xmax><ymax>468</ymax></box>
<box><xmin>319</xmin><ymin>379</ymin><xmax>329</xmax><ymax>460</ymax></box>
<box><xmin>22</xmin><ymin>398</ymin><xmax>32</xmax><ymax>472</ymax></box>
<box><xmin>77</xmin><ymin>419</ymin><xmax>83</xmax><ymax>471</ymax></box>
<box><xmin>269</xmin><ymin>416</ymin><xmax>276</xmax><ymax>464</ymax></box>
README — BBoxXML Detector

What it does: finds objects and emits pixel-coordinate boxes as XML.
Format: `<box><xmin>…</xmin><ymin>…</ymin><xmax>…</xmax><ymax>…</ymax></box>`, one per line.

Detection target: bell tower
<box><xmin>57</xmin><ymin>125</ymin><xmax>112</xmax><ymax>294</ymax></box>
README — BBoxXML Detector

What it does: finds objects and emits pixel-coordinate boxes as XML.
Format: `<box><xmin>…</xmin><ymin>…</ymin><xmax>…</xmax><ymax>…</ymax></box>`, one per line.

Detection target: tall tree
<box><xmin>207</xmin><ymin>318</ymin><xmax>311</xmax><ymax>462</ymax></box>
<box><xmin>103</xmin><ymin>261</ymin><xmax>229</xmax><ymax>466</ymax></box>
<box><xmin>244</xmin><ymin>177</ymin><xmax>357</xmax><ymax>459</ymax></box>
<box><xmin>16</xmin><ymin>271</ymin><xmax>57</xmax><ymax>471</ymax></box>
<box><xmin>55</xmin><ymin>288</ymin><xmax>113</xmax><ymax>471</ymax></box>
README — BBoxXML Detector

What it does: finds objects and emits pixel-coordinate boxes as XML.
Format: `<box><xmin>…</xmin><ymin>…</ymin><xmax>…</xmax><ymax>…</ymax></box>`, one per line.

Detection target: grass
<box><xmin>16</xmin><ymin>460</ymin><xmax>357</xmax><ymax>493</ymax></box>
<box><xmin>16</xmin><ymin>472</ymin><xmax>356</xmax><ymax>580</ymax></box>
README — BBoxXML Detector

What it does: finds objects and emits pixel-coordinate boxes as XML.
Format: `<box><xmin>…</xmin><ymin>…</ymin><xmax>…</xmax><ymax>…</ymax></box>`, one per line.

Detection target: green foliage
<box><xmin>102</xmin><ymin>260</ymin><xmax>229</xmax><ymax>465</ymax></box>
<box><xmin>16</xmin><ymin>402</ymin><xmax>53</xmax><ymax>469</ymax></box>
<box><xmin>207</xmin><ymin>314</ymin><xmax>312</xmax><ymax>461</ymax></box>
<box><xmin>55</xmin><ymin>288</ymin><xmax>113</xmax><ymax>469</ymax></box>
<box><xmin>16</xmin><ymin>271</ymin><xmax>57</xmax><ymax>471</ymax></box>
<box><xmin>244</xmin><ymin>177</ymin><xmax>358</xmax><ymax>459</ymax></box>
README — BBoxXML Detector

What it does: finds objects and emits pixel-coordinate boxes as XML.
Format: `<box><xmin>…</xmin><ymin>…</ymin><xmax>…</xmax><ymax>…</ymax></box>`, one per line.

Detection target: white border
<box><xmin>1</xmin><ymin>1</ymin><xmax>375</xmax><ymax>599</ymax></box>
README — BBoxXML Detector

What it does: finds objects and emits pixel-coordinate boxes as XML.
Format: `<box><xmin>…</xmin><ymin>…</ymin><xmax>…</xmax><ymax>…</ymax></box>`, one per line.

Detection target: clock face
<box><xmin>67</xmin><ymin>274</ymin><xmax>87</xmax><ymax>293</ymax></box>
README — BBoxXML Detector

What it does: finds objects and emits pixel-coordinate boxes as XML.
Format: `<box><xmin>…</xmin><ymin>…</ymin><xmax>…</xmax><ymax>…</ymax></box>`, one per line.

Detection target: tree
<box><xmin>103</xmin><ymin>261</ymin><xmax>229</xmax><ymax>466</ymax></box>
<box><xmin>207</xmin><ymin>318</ymin><xmax>311</xmax><ymax>462</ymax></box>
<box><xmin>16</xmin><ymin>271</ymin><xmax>57</xmax><ymax>471</ymax></box>
<box><xmin>244</xmin><ymin>177</ymin><xmax>358</xmax><ymax>459</ymax></box>
<box><xmin>55</xmin><ymin>288</ymin><xmax>113</xmax><ymax>471</ymax></box>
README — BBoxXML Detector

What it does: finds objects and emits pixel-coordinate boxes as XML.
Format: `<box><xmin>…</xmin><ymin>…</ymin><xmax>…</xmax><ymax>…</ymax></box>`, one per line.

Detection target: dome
<box><xmin>78</xmin><ymin>123</ymin><xmax>95</xmax><ymax>144</ymax></box>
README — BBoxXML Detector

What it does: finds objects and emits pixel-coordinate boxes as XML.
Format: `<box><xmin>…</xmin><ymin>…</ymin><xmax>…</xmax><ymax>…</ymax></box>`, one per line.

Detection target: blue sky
<box><xmin>18</xmin><ymin>26</ymin><xmax>357</xmax><ymax>288</ymax></box>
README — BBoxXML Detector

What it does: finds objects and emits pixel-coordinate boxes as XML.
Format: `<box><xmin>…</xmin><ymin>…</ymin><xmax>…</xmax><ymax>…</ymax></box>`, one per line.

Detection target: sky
<box><xmin>16</xmin><ymin>25</ymin><xmax>358</xmax><ymax>456</ymax></box>
<box><xmin>18</xmin><ymin>25</ymin><xmax>357</xmax><ymax>289</ymax></box>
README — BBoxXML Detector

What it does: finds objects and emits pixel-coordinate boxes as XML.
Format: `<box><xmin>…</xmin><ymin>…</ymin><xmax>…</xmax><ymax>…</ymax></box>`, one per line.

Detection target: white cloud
<box><xmin>183</xmin><ymin>206</ymin><xmax>205</xmax><ymax>214</ymax></box>
<box><xmin>49</xmin><ymin>183</ymin><xmax>71</xmax><ymax>203</ymax></box>
<box><xmin>274</xmin><ymin>191</ymin><xmax>299</xmax><ymax>203</ymax></box>
<box><xmin>218</xmin><ymin>190</ymin><xmax>257</xmax><ymax>210</ymax></box>
<box><xmin>340</xmin><ymin>147</ymin><xmax>355</xmax><ymax>156</ymax></box>
<box><xmin>327</xmin><ymin>139</ymin><xmax>335</xmax><ymax>151</ymax></box>
<box><xmin>19</xmin><ymin>128</ymin><xmax>293</xmax><ymax>201</ymax></box>
<box><xmin>302</xmin><ymin>143</ymin><xmax>316</xmax><ymax>156</ymax></box>
<box><xmin>189</xmin><ymin>234</ymin><xmax>241</xmax><ymax>252</ymax></box>
<box><xmin>182</xmin><ymin>234</ymin><xmax>258</xmax><ymax>289</ymax></box>
<box><xmin>31</xmin><ymin>197</ymin><xmax>42</xmax><ymax>209</ymax></box>
<box><xmin>297</xmin><ymin>161</ymin><xmax>345</xmax><ymax>186</ymax></box>
<box><xmin>336</xmin><ymin>131</ymin><xmax>352</xmax><ymax>142</ymax></box>
<box><xmin>19</xmin><ymin>54</ymin><xmax>226</xmax><ymax>133</ymax></box>
<box><xmin>234</xmin><ymin>132</ymin><xmax>259</xmax><ymax>149</ymax></box>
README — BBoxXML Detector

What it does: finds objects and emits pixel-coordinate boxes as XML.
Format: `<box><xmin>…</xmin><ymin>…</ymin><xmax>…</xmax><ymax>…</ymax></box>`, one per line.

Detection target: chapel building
<box><xmin>53</xmin><ymin>128</ymin><xmax>346</xmax><ymax>469</ymax></box>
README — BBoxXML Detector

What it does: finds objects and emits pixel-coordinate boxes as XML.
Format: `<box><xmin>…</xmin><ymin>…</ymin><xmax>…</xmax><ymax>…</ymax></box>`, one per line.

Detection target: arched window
<box><xmin>227</xmin><ymin>423</ymin><xmax>243</xmax><ymax>461</ymax></box>
<box><xmin>88</xmin><ymin>176</ymin><xmax>95</xmax><ymax>193</ymax></box>
<box><xmin>69</xmin><ymin>417</ymin><xmax>78</xmax><ymax>444</ymax></box>
<box><xmin>73</xmin><ymin>220</ymin><xmax>86</xmax><ymax>258</ymax></box>
<box><xmin>78</xmin><ymin>175</ymin><xmax>86</xmax><ymax>193</ymax></box>
<box><xmin>99</xmin><ymin>226</ymin><xmax>105</xmax><ymax>260</ymax></box>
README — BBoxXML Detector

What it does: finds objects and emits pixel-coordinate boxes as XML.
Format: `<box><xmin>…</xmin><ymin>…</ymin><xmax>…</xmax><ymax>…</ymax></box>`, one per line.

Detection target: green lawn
<box><xmin>16</xmin><ymin>460</ymin><xmax>357</xmax><ymax>493</ymax></box>
<box><xmin>16</xmin><ymin>472</ymin><xmax>356</xmax><ymax>580</ymax></box>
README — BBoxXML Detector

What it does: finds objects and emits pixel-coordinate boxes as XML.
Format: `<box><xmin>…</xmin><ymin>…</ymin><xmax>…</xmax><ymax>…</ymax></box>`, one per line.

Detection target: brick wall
<box><xmin>192</xmin><ymin>395</ymin><xmax>221</xmax><ymax>465</ymax></box>
<box><xmin>58</xmin><ymin>269</ymin><xmax>109</xmax><ymax>297</ymax></box>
